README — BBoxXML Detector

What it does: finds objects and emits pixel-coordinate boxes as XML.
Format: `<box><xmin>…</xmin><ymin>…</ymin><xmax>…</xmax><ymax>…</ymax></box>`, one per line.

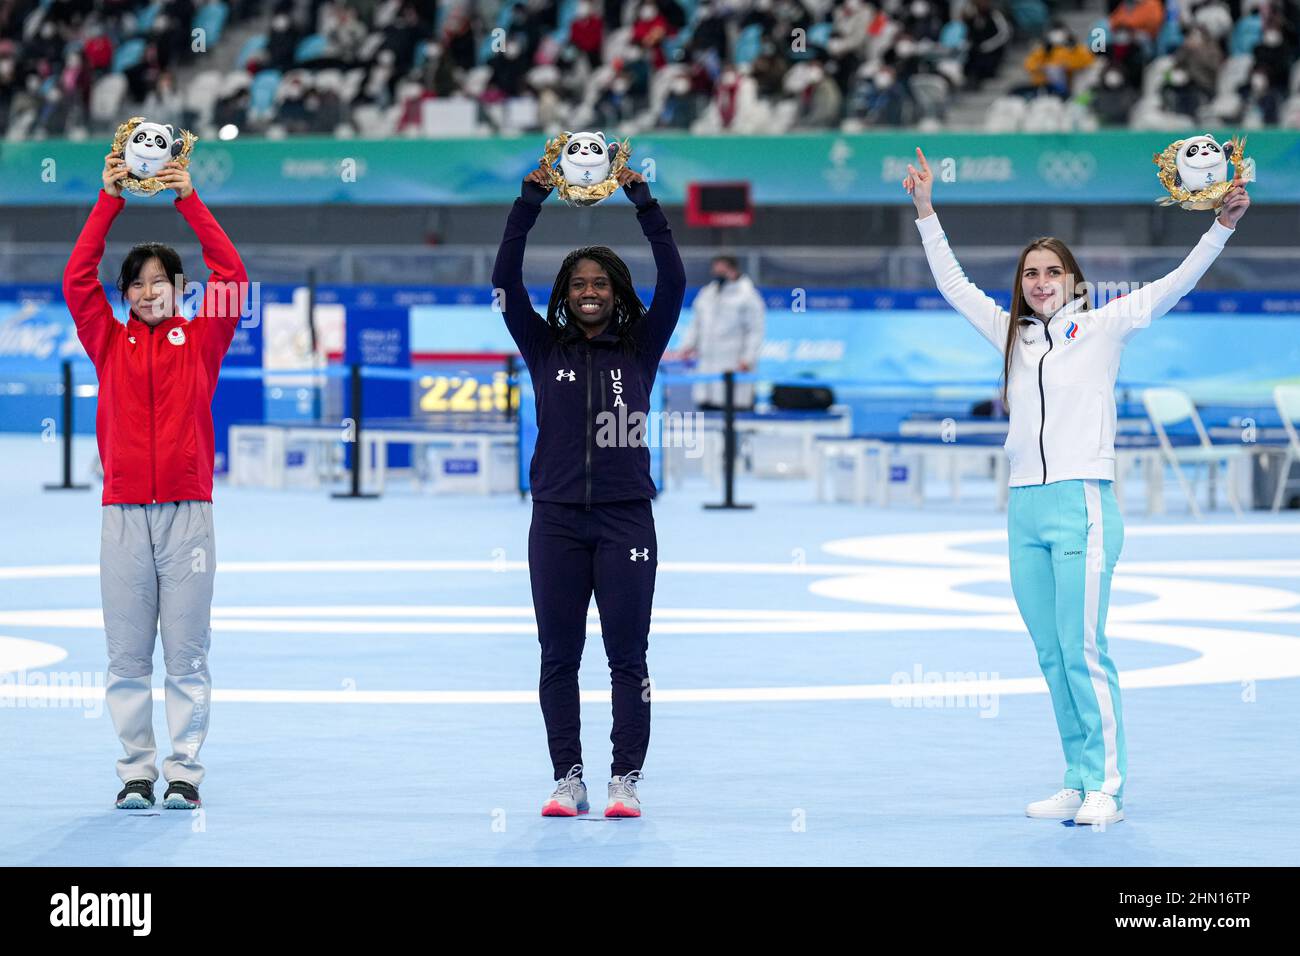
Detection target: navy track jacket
<box><xmin>492</xmin><ymin>178</ymin><xmax>686</xmax><ymax>506</ymax></box>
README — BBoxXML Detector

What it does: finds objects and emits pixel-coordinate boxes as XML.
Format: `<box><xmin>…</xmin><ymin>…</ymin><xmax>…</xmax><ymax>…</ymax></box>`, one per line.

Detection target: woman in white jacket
<box><xmin>903</xmin><ymin>146</ymin><xmax>1250</xmax><ymax>826</ymax></box>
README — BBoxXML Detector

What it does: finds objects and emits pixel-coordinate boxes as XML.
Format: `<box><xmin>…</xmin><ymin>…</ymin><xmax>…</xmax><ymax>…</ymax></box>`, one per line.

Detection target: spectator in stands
<box><xmin>82</xmin><ymin>22</ymin><xmax>114</xmax><ymax>76</ymax></box>
<box><xmin>504</xmin><ymin>1</ymin><xmax>545</xmax><ymax>66</ymax></box>
<box><xmin>658</xmin><ymin>71</ymin><xmax>699</xmax><ymax>128</ymax></box>
<box><xmin>1251</xmin><ymin>20</ymin><xmax>1295</xmax><ymax>93</ymax></box>
<box><xmin>904</xmin><ymin>0</ymin><xmax>946</xmax><ymax>42</ymax></box>
<box><xmin>962</xmin><ymin>0</ymin><xmax>1013</xmax><ymax>90</ymax></box>
<box><xmin>791</xmin><ymin>56</ymin><xmax>842</xmax><ymax>129</ymax></box>
<box><xmin>440</xmin><ymin>4</ymin><xmax>480</xmax><ymax>74</ymax></box>
<box><xmin>213</xmin><ymin>82</ymin><xmax>250</xmax><ymax>130</ymax></box>
<box><xmin>1104</xmin><ymin>27</ymin><xmax>1149</xmax><ymax>86</ymax></box>
<box><xmin>1109</xmin><ymin>0</ymin><xmax>1165</xmax><ymax>44</ymax></box>
<box><xmin>1239</xmin><ymin>63</ymin><xmax>1283</xmax><ymax>123</ymax></box>
<box><xmin>848</xmin><ymin>61</ymin><xmax>915</xmax><ymax>127</ymax></box>
<box><xmin>274</xmin><ymin>72</ymin><xmax>312</xmax><ymax>133</ymax></box>
<box><xmin>1185</xmin><ymin>0</ymin><xmax>1234</xmax><ymax>43</ymax></box>
<box><xmin>711</xmin><ymin>64</ymin><xmax>747</xmax><ymax>130</ymax></box>
<box><xmin>1016</xmin><ymin>22</ymin><xmax>1095</xmax><ymax>98</ymax></box>
<box><xmin>749</xmin><ymin>39</ymin><xmax>789</xmax><ymax>99</ymax></box>
<box><xmin>143</xmin><ymin>69</ymin><xmax>183</xmax><ymax>121</ymax></box>
<box><xmin>632</xmin><ymin>1</ymin><xmax>675</xmax><ymax>70</ymax></box>
<box><xmin>59</xmin><ymin>48</ymin><xmax>92</xmax><ymax>119</ymax></box>
<box><xmin>1160</xmin><ymin>64</ymin><xmax>1204</xmax><ymax>118</ymax></box>
<box><xmin>319</xmin><ymin>1</ymin><xmax>369</xmax><ymax>66</ymax></box>
<box><xmin>266</xmin><ymin>13</ymin><xmax>299</xmax><ymax>72</ymax></box>
<box><xmin>486</xmin><ymin>38</ymin><xmax>529</xmax><ymax>101</ymax></box>
<box><xmin>418</xmin><ymin>42</ymin><xmax>460</xmax><ymax>98</ymax></box>
<box><xmin>1173</xmin><ymin>25</ymin><xmax>1223</xmax><ymax>102</ymax></box>
<box><xmin>1090</xmin><ymin>63</ymin><xmax>1138</xmax><ymax>125</ymax></box>
<box><xmin>569</xmin><ymin>0</ymin><xmax>603</xmax><ymax>68</ymax></box>
<box><xmin>0</xmin><ymin>51</ymin><xmax>18</xmax><ymax>131</ymax></box>
<box><xmin>688</xmin><ymin>0</ymin><xmax>728</xmax><ymax>62</ymax></box>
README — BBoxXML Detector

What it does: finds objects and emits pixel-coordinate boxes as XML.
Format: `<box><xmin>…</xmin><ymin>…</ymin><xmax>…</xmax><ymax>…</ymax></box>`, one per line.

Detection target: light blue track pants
<box><xmin>1008</xmin><ymin>479</ymin><xmax>1126</xmax><ymax>803</ymax></box>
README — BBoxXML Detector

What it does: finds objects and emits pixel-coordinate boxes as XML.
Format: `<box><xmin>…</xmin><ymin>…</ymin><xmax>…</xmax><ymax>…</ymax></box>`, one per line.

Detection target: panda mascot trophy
<box><xmin>1153</xmin><ymin>133</ymin><xmax>1255</xmax><ymax>211</ymax></box>
<box><xmin>540</xmin><ymin>130</ymin><xmax>632</xmax><ymax>207</ymax></box>
<box><xmin>111</xmin><ymin>116</ymin><xmax>198</xmax><ymax>197</ymax></box>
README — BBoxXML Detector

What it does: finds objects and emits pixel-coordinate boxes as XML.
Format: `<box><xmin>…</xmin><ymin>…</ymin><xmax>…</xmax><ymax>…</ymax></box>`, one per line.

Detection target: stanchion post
<box><xmin>705</xmin><ymin>370</ymin><xmax>753</xmax><ymax>510</ymax></box>
<box><xmin>45</xmin><ymin>359</ymin><xmax>90</xmax><ymax>492</ymax></box>
<box><xmin>332</xmin><ymin>362</ymin><xmax>378</xmax><ymax>499</ymax></box>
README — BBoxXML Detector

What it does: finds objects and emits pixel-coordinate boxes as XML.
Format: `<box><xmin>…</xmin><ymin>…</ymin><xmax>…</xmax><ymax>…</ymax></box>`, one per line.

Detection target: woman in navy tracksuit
<box><xmin>492</xmin><ymin>161</ymin><xmax>685</xmax><ymax>819</ymax></box>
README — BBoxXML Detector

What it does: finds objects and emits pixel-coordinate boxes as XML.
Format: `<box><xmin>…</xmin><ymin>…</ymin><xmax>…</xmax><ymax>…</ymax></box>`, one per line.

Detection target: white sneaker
<box><xmin>1025</xmin><ymin>788</ymin><xmax>1083</xmax><ymax>819</ymax></box>
<box><xmin>541</xmin><ymin>764</ymin><xmax>589</xmax><ymax>817</ymax></box>
<box><xmin>1074</xmin><ymin>791</ymin><xmax>1124</xmax><ymax>826</ymax></box>
<box><xmin>605</xmin><ymin>770</ymin><xmax>643</xmax><ymax>818</ymax></box>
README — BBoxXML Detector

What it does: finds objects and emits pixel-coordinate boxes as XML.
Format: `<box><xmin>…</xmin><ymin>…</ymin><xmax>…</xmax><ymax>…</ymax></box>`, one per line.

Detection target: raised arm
<box><xmin>62</xmin><ymin>153</ymin><xmax>131</xmax><ymax>367</ymax></box>
<box><xmin>156</xmin><ymin>162</ymin><xmax>248</xmax><ymax>372</ymax></box>
<box><xmin>1096</xmin><ymin>176</ymin><xmax>1249</xmax><ymax>341</ymax></box>
<box><xmin>622</xmin><ymin>173</ymin><xmax>686</xmax><ymax>361</ymax></box>
<box><xmin>905</xmin><ymin>146</ymin><xmax>1009</xmax><ymax>348</ymax></box>
<box><xmin>490</xmin><ymin>167</ymin><xmax>554</xmax><ymax>368</ymax></box>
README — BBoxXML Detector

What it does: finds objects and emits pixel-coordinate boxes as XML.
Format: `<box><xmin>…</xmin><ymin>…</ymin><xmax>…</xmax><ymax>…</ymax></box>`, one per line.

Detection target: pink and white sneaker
<box><xmin>604</xmin><ymin>770</ymin><xmax>644</xmax><ymax>818</ymax></box>
<box><xmin>541</xmin><ymin>764</ymin><xmax>589</xmax><ymax>817</ymax></box>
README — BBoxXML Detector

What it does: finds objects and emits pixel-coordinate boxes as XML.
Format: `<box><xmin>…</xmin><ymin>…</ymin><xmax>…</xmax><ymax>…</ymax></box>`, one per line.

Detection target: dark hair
<box><xmin>117</xmin><ymin>243</ymin><xmax>185</xmax><ymax>304</ymax></box>
<box><xmin>546</xmin><ymin>245</ymin><xmax>646</xmax><ymax>352</ymax></box>
<box><xmin>1002</xmin><ymin>236</ymin><xmax>1089</xmax><ymax>410</ymax></box>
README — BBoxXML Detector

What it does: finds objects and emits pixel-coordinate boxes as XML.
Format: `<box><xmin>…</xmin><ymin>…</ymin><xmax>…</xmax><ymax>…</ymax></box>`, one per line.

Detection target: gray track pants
<box><xmin>101</xmin><ymin>501</ymin><xmax>215</xmax><ymax>785</ymax></box>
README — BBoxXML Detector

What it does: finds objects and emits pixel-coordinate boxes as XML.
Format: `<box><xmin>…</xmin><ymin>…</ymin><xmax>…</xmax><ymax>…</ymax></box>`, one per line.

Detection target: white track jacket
<box><xmin>915</xmin><ymin>212</ymin><xmax>1235</xmax><ymax>486</ymax></box>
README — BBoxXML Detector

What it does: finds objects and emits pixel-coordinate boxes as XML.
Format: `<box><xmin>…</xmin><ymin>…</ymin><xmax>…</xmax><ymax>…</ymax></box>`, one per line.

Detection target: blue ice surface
<box><xmin>1</xmin><ymin>435</ymin><xmax>1297</xmax><ymax>866</ymax></box>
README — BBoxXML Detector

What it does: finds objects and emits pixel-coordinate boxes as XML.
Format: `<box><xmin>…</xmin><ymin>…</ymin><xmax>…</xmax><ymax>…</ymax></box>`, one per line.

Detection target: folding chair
<box><xmin>1141</xmin><ymin>387</ymin><xmax>1244</xmax><ymax>518</ymax></box>
<box><xmin>1271</xmin><ymin>385</ymin><xmax>1300</xmax><ymax>512</ymax></box>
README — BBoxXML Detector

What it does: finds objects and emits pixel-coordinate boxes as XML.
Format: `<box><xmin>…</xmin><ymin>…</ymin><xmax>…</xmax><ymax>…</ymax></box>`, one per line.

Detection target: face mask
<box><xmin>1169</xmin><ymin>68</ymin><xmax>1188</xmax><ymax>86</ymax></box>
<box><xmin>875</xmin><ymin>70</ymin><xmax>894</xmax><ymax>88</ymax></box>
<box><xmin>1047</xmin><ymin>30</ymin><xmax>1068</xmax><ymax>46</ymax></box>
<box><xmin>910</xmin><ymin>1</ymin><xmax>929</xmax><ymax>15</ymax></box>
<box><xmin>1104</xmin><ymin>71</ymin><xmax>1123</xmax><ymax>88</ymax></box>
<box><xmin>1251</xmin><ymin>73</ymin><xmax>1269</xmax><ymax>92</ymax></box>
<box><xmin>1263</xmin><ymin>30</ymin><xmax>1282</xmax><ymax>46</ymax></box>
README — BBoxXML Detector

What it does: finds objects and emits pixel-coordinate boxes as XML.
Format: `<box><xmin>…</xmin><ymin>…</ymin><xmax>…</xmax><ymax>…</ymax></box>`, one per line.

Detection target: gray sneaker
<box><xmin>541</xmin><ymin>764</ymin><xmax>589</xmax><ymax>817</ymax></box>
<box><xmin>605</xmin><ymin>770</ymin><xmax>644</xmax><ymax>818</ymax></box>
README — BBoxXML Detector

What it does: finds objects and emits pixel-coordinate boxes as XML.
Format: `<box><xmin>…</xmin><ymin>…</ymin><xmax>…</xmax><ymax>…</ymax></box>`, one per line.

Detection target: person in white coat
<box><xmin>904</xmin><ymin>145</ymin><xmax>1250</xmax><ymax>827</ymax></box>
<box><xmin>680</xmin><ymin>255</ymin><xmax>766</xmax><ymax>409</ymax></box>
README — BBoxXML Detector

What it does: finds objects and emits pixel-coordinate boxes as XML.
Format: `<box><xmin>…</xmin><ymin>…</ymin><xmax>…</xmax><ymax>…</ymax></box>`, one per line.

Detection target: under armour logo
<box><xmin>556</xmin><ymin>369</ymin><xmax>576</xmax><ymax>382</ymax></box>
<box><xmin>629</xmin><ymin>548</ymin><xmax>650</xmax><ymax>561</ymax></box>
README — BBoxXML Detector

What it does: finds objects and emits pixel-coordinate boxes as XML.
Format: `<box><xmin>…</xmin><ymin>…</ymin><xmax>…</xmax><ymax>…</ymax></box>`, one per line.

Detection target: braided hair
<box><xmin>545</xmin><ymin>245</ymin><xmax>646</xmax><ymax>353</ymax></box>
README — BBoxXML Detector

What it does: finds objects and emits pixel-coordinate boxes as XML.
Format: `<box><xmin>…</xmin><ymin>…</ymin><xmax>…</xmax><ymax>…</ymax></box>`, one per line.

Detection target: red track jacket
<box><xmin>62</xmin><ymin>189</ymin><xmax>248</xmax><ymax>506</ymax></box>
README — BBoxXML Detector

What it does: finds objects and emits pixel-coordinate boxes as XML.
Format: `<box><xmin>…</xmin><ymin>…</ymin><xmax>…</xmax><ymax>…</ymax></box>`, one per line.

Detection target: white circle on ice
<box><xmin>0</xmin><ymin>521</ymin><xmax>1297</xmax><ymax>704</ymax></box>
<box><xmin>0</xmin><ymin>635</ymin><xmax>69</xmax><ymax>674</ymax></box>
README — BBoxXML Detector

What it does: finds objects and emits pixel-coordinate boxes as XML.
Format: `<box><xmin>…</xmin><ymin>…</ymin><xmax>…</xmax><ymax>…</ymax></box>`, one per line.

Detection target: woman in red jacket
<box><xmin>63</xmin><ymin>151</ymin><xmax>248</xmax><ymax>811</ymax></box>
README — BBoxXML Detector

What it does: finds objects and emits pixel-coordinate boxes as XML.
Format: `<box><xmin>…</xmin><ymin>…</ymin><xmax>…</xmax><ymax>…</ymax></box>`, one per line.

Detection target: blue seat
<box><xmin>236</xmin><ymin>34</ymin><xmax>267</xmax><ymax>69</ymax></box>
<box><xmin>1155</xmin><ymin>19</ymin><xmax>1183</xmax><ymax>56</ymax></box>
<box><xmin>249</xmin><ymin>69</ymin><xmax>282</xmax><ymax>115</ymax></box>
<box><xmin>1008</xmin><ymin>0</ymin><xmax>1049</xmax><ymax>36</ymax></box>
<box><xmin>294</xmin><ymin>33</ymin><xmax>328</xmax><ymax>63</ymax></box>
<box><xmin>136</xmin><ymin>3</ymin><xmax>161</xmax><ymax>34</ymax></box>
<box><xmin>112</xmin><ymin>38</ymin><xmax>145</xmax><ymax>73</ymax></box>
<box><xmin>734</xmin><ymin>23</ymin><xmax>762</xmax><ymax>65</ymax></box>
<box><xmin>192</xmin><ymin>2</ymin><xmax>229</xmax><ymax>48</ymax></box>
<box><xmin>1230</xmin><ymin>15</ymin><xmax>1263</xmax><ymax>56</ymax></box>
<box><xmin>939</xmin><ymin>20</ymin><xmax>967</xmax><ymax>50</ymax></box>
